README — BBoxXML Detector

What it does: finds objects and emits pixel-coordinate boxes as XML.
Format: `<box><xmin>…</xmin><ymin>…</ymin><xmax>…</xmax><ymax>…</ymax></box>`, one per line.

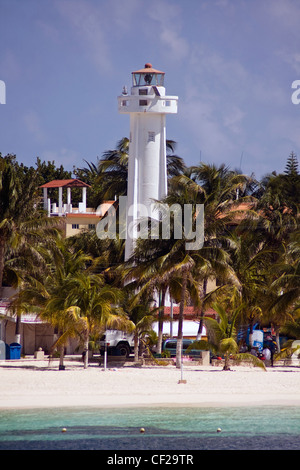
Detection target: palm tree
<box><xmin>0</xmin><ymin>157</ymin><xmax>39</xmax><ymax>289</ymax></box>
<box><xmin>160</xmin><ymin>163</ymin><xmax>250</xmax><ymax>343</ymax></box>
<box><xmin>15</xmin><ymin>253</ymin><xmax>127</xmax><ymax>369</ymax></box>
<box><xmin>96</xmin><ymin>137</ymin><xmax>130</xmax><ymax>201</ymax></box>
<box><xmin>223</xmin><ymin>230</ymin><xmax>272</xmax><ymax>344</ymax></box>
<box><xmin>180</xmin><ymin>163</ymin><xmax>256</xmax><ymax>337</ymax></box>
<box><xmin>263</xmin><ymin>235</ymin><xmax>300</xmax><ymax>350</ymax></box>
<box><xmin>0</xmin><ymin>155</ymin><xmax>62</xmax><ymax>286</ymax></box>
<box><xmin>189</xmin><ymin>302</ymin><xmax>266</xmax><ymax>371</ymax></box>
<box><xmin>121</xmin><ymin>235</ymin><xmax>194</xmax><ymax>356</ymax></box>
<box><xmin>126</xmin><ymin>296</ymin><xmax>156</xmax><ymax>362</ymax></box>
<box><xmin>10</xmin><ymin>237</ymin><xmax>93</xmax><ymax>360</ymax></box>
<box><xmin>45</xmin><ymin>272</ymin><xmax>125</xmax><ymax>368</ymax></box>
<box><xmin>124</xmin><ymin>221</ymin><xmax>230</xmax><ymax>368</ymax></box>
<box><xmin>122</xmin><ymin>162</ymin><xmax>249</xmax><ymax>367</ymax></box>
<box><xmin>94</xmin><ymin>138</ymin><xmax>186</xmax><ymax>203</ymax></box>
<box><xmin>67</xmin><ymin>230</ymin><xmax>125</xmax><ymax>285</ymax></box>
<box><xmin>1</xmin><ymin>155</ymin><xmax>63</xmax><ymax>343</ymax></box>
<box><xmin>236</xmin><ymin>164</ymin><xmax>300</xmax><ymax>348</ymax></box>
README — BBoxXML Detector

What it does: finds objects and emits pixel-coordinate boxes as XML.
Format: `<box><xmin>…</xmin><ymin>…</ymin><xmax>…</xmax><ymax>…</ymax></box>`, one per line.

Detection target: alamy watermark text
<box><xmin>96</xmin><ymin>196</ymin><xmax>204</xmax><ymax>250</ymax></box>
<box><xmin>0</xmin><ymin>80</ymin><xmax>6</xmax><ymax>104</ymax></box>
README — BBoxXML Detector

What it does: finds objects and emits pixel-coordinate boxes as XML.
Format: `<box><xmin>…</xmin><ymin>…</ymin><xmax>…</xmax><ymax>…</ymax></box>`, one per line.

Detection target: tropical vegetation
<box><xmin>0</xmin><ymin>145</ymin><xmax>299</xmax><ymax>370</ymax></box>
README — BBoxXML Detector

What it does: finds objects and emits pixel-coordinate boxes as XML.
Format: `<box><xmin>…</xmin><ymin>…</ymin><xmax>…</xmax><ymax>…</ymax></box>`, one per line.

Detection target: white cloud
<box><xmin>54</xmin><ymin>0</ymin><xmax>113</xmax><ymax>75</ymax></box>
<box><xmin>0</xmin><ymin>50</ymin><xmax>21</xmax><ymax>81</ymax></box>
<box><xmin>266</xmin><ymin>0</ymin><xmax>300</xmax><ymax>29</ymax></box>
<box><xmin>107</xmin><ymin>0</ymin><xmax>141</xmax><ymax>34</ymax></box>
<box><xmin>36</xmin><ymin>20</ymin><xmax>60</xmax><ymax>43</ymax></box>
<box><xmin>263</xmin><ymin>0</ymin><xmax>300</xmax><ymax>76</ymax></box>
<box><xmin>42</xmin><ymin>147</ymin><xmax>81</xmax><ymax>169</ymax></box>
<box><xmin>23</xmin><ymin>110</ymin><xmax>46</xmax><ymax>144</ymax></box>
<box><xmin>223</xmin><ymin>106</ymin><xmax>245</xmax><ymax>134</ymax></box>
<box><xmin>179</xmin><ymin>97</ymin><xmax>238</xmax><ymax>164</ymax></box>
<box><xmin>277</xmin><ymin>51</ymin><xmax>300</xmax><ymax>76</ymax></box>
<box><xmin>146</xmin><ymin>1</ymin><xmax>189</xmax><ymax>62</ymax></box>
<box><xmin>177</xmin><ymin>46</ymin><xmax>250</xmax><ymax>163</ymax></box>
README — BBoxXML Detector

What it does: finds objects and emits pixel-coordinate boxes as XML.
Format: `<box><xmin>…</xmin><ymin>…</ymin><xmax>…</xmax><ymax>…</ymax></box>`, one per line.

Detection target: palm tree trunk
<box><xmin>59</xmin><ymin>344</ymin><xmax>65</xmax><ymax>370</ymax></box>
<box><xmin>176</xmin><ymin>270</ymin><xmax>187</xmax><ymax>368</ymax></box>
<box><xmin>134</xmin><ymin>332</ymin><xmax>139</xmax><ymax>363</ymax></box>
<box><xmin>223</xmin><ymin>352</ymin><xmax>231</xmax><ymax>371</ymax></box>
<box><xmin>157</xmin><ymin>290</ymin><xmax>165</xmax><ymax>355</ymax></box>
<box><xmin>14</xmin><ymin>314</ymin><xmax>21</xmax><ymax>344</ymax></box>
<box><xmin>197</xmin><ymin>278</ymin><xmax>207</xmax><ymax>340</ymax></box>
<box><xmin>275</xmin><ymin>327</ymin><xmax>281</xmax><ymax>353</ymax></box>
<box><xmin>83</xmin><ymin>331</ymin><xmax>89</xmax><ymax>369</ymax></box>
<box><xmin>0</xmin><ymin>237</ymin><xmax>5</xmax><ymax>298</ymax></box>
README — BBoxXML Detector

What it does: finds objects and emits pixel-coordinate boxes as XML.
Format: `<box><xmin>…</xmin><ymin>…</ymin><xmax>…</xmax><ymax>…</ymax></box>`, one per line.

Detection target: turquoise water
<box><xmin>0</xmin><ymin>405</ymin><xmax>299</xmax><ymax>450</ymax></box>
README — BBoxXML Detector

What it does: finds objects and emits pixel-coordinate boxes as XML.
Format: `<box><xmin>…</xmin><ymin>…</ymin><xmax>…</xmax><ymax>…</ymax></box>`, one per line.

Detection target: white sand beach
<box><xmin>1</xmin><ymin>357</ymin><xmax>300</xmax><ymax>410</ymax></box>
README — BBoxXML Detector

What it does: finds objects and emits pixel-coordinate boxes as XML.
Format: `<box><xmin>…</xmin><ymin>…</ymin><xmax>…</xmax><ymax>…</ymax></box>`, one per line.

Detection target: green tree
<box><xmin>121</xmin><ymin>233</ymin><xmax>199</xmax><ymax>357</ymax></box>
<box><xmin>217</xmin><ymin>229</ymin><xmax>273</xmax><ymax>346</ymax></box>
<box><xmin>123</xmin><ymin>292</ymin><xmax>156</xmax><ymax>362</ymax></box>
<box><xmin>258</xmin><ymin>152</ymin><xmax>300</xmax><ymax>213</ymax></box>
<box><xmin>73</xmin><ymin>158</ymin><xmax>104</xmax><ymax>208</ymax></box>
<box><xmin>13</xmin><ymin>237</ymin><xmax>127</xmax><ymax>368</ymax></box>
<box><xmin>10</xmin><ymin>238</ymin><xmax>92</xmax><ymax>360</ymax></box>
<box><xmin>264</xmin><ymin>234</ymin><xmax>300</xmax><ymax>349</ymax></box>
<box><xmin>183</xmin><ymin>162</ymin><xmax>256</xmax><ymax>335</ymax></box>
<box><xmin>50</xmin><ymin>272</ymin><xmax>125</xmax><ymax>368</ymax></box>
<box><xmin>124</xmin><ymin>218</ymin><xmax>230</xmax><ymax>368</ymax></box>
<box><xmin>122</xmin><ymin>162</ymin><xmax>252</xmax><ymax>367</ymax></box>
<box><xmin>189</xmin><ymin>303</ymin><xmax>266</xmax><ymax>371</ymax></box>
<box><xmin>238</xmin><ymin>162</ymin><xmax>300</xmax><ymax>347</ymax></box>
<box><xmin>67</xmin><ymin>230</ymin><xmax>125</xmax><ymax>279</ymax></box>
<box><xmin>0</xmin><ymin>155</ymin><xmax>61</xmax><ymax>292</ymax></box>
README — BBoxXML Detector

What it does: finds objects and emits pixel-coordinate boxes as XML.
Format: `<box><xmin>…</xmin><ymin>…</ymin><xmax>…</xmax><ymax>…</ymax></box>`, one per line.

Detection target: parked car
<box><xmin>162</xmin><ymin>338</ymin><xmax>203</xmax><ymax>358</ymax></box>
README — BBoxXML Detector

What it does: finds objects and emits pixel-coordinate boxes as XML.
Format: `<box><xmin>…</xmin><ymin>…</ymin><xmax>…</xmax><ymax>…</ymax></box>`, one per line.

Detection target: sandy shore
<box><xmin>1</xmin><ymin>356</ymin><xmax>300</xmax><ymax>410</ymax></box>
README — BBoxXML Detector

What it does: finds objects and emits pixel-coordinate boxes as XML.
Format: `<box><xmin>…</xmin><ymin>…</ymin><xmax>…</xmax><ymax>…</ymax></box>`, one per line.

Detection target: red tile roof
<box><xmin>161</xmin><ymin>306</ymin><xmax>216</xmax><ymax>319</ymax></box>
<box><xmin>40</xmin><ymin>179</ymin><xmax>91</xmax><ymax>188</ymax></box>
<box><xmin>65</xmin><ymin>213</ymin><xmax>101</xmax><ymax>218</ymax></box>
<box><xmin>132</xmin><ymin>63</ymin><xmax>165</xmax><ymax>74</ymax></box>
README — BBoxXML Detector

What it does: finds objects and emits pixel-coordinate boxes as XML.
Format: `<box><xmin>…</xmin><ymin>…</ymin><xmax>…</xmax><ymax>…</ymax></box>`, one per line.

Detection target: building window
<box><xmin>88</xmin><ymin>224</ymin><xmax>96</xmax><ymax>230</ymax></box>
<box><xmin>139</xmin><ymin>88</ymin><xmax>148</xmax><ymax>106</ymax></box>
<box><xmin>72</xmin><ymin>224</ymin><xmax>79</xmax><ymax>229</ymax></box>
<box><xmin>148</xmin><ymin>131</ymin><xmax>155</xmax><ymax>142</ymax></box>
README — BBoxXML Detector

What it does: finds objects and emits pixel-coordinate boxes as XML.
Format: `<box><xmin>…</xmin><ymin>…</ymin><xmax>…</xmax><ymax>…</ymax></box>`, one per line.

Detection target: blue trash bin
<box><xmin>9</xmin><ymin>343</ymin><xmax>21</xmax><ymax>359</ymax></box>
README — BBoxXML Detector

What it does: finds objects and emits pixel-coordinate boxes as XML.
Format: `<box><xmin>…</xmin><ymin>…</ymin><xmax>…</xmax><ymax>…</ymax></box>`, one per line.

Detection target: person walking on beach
<box><xmin>262</xmin><ymin>346</ymin><xmax>271</xmax><ymax>366</ymax></box>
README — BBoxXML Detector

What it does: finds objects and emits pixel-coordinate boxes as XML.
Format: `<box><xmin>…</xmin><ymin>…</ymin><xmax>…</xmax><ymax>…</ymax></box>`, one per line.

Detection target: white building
<box><xmin>118</xmin><ymin>63</ymin><xmax>178</xmax><ymax>260</ymax></box>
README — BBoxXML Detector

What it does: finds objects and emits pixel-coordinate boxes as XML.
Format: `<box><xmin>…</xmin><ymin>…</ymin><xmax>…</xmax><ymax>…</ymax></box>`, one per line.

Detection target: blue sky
<box><xmin>1</xmin><ymin>0</ymin><xmax>300</xmax><ymax>180</ymax></box>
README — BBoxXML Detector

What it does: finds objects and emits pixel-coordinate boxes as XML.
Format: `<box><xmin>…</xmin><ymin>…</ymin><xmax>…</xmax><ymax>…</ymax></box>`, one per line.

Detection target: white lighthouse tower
<box><xmin>118</xmin><ymin>63</ymin><xmax>178</xmax><ymax>260</ymax></box>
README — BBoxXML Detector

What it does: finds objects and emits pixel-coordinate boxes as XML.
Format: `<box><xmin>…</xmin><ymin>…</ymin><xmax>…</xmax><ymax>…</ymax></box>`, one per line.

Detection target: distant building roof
<box><xmin>40</xmin><ymin>179</ymin><xmax>91</xmax><ymax>188</ymax></box>
<box><xmin>65</xmin><ymin>213</ymin><xmax>101</xmax><ymax>219</ymax></box>
<box><xmin>162</xmin><ymin>306</ymin><xmax>217</xmax><ymax>319</ymax></box>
